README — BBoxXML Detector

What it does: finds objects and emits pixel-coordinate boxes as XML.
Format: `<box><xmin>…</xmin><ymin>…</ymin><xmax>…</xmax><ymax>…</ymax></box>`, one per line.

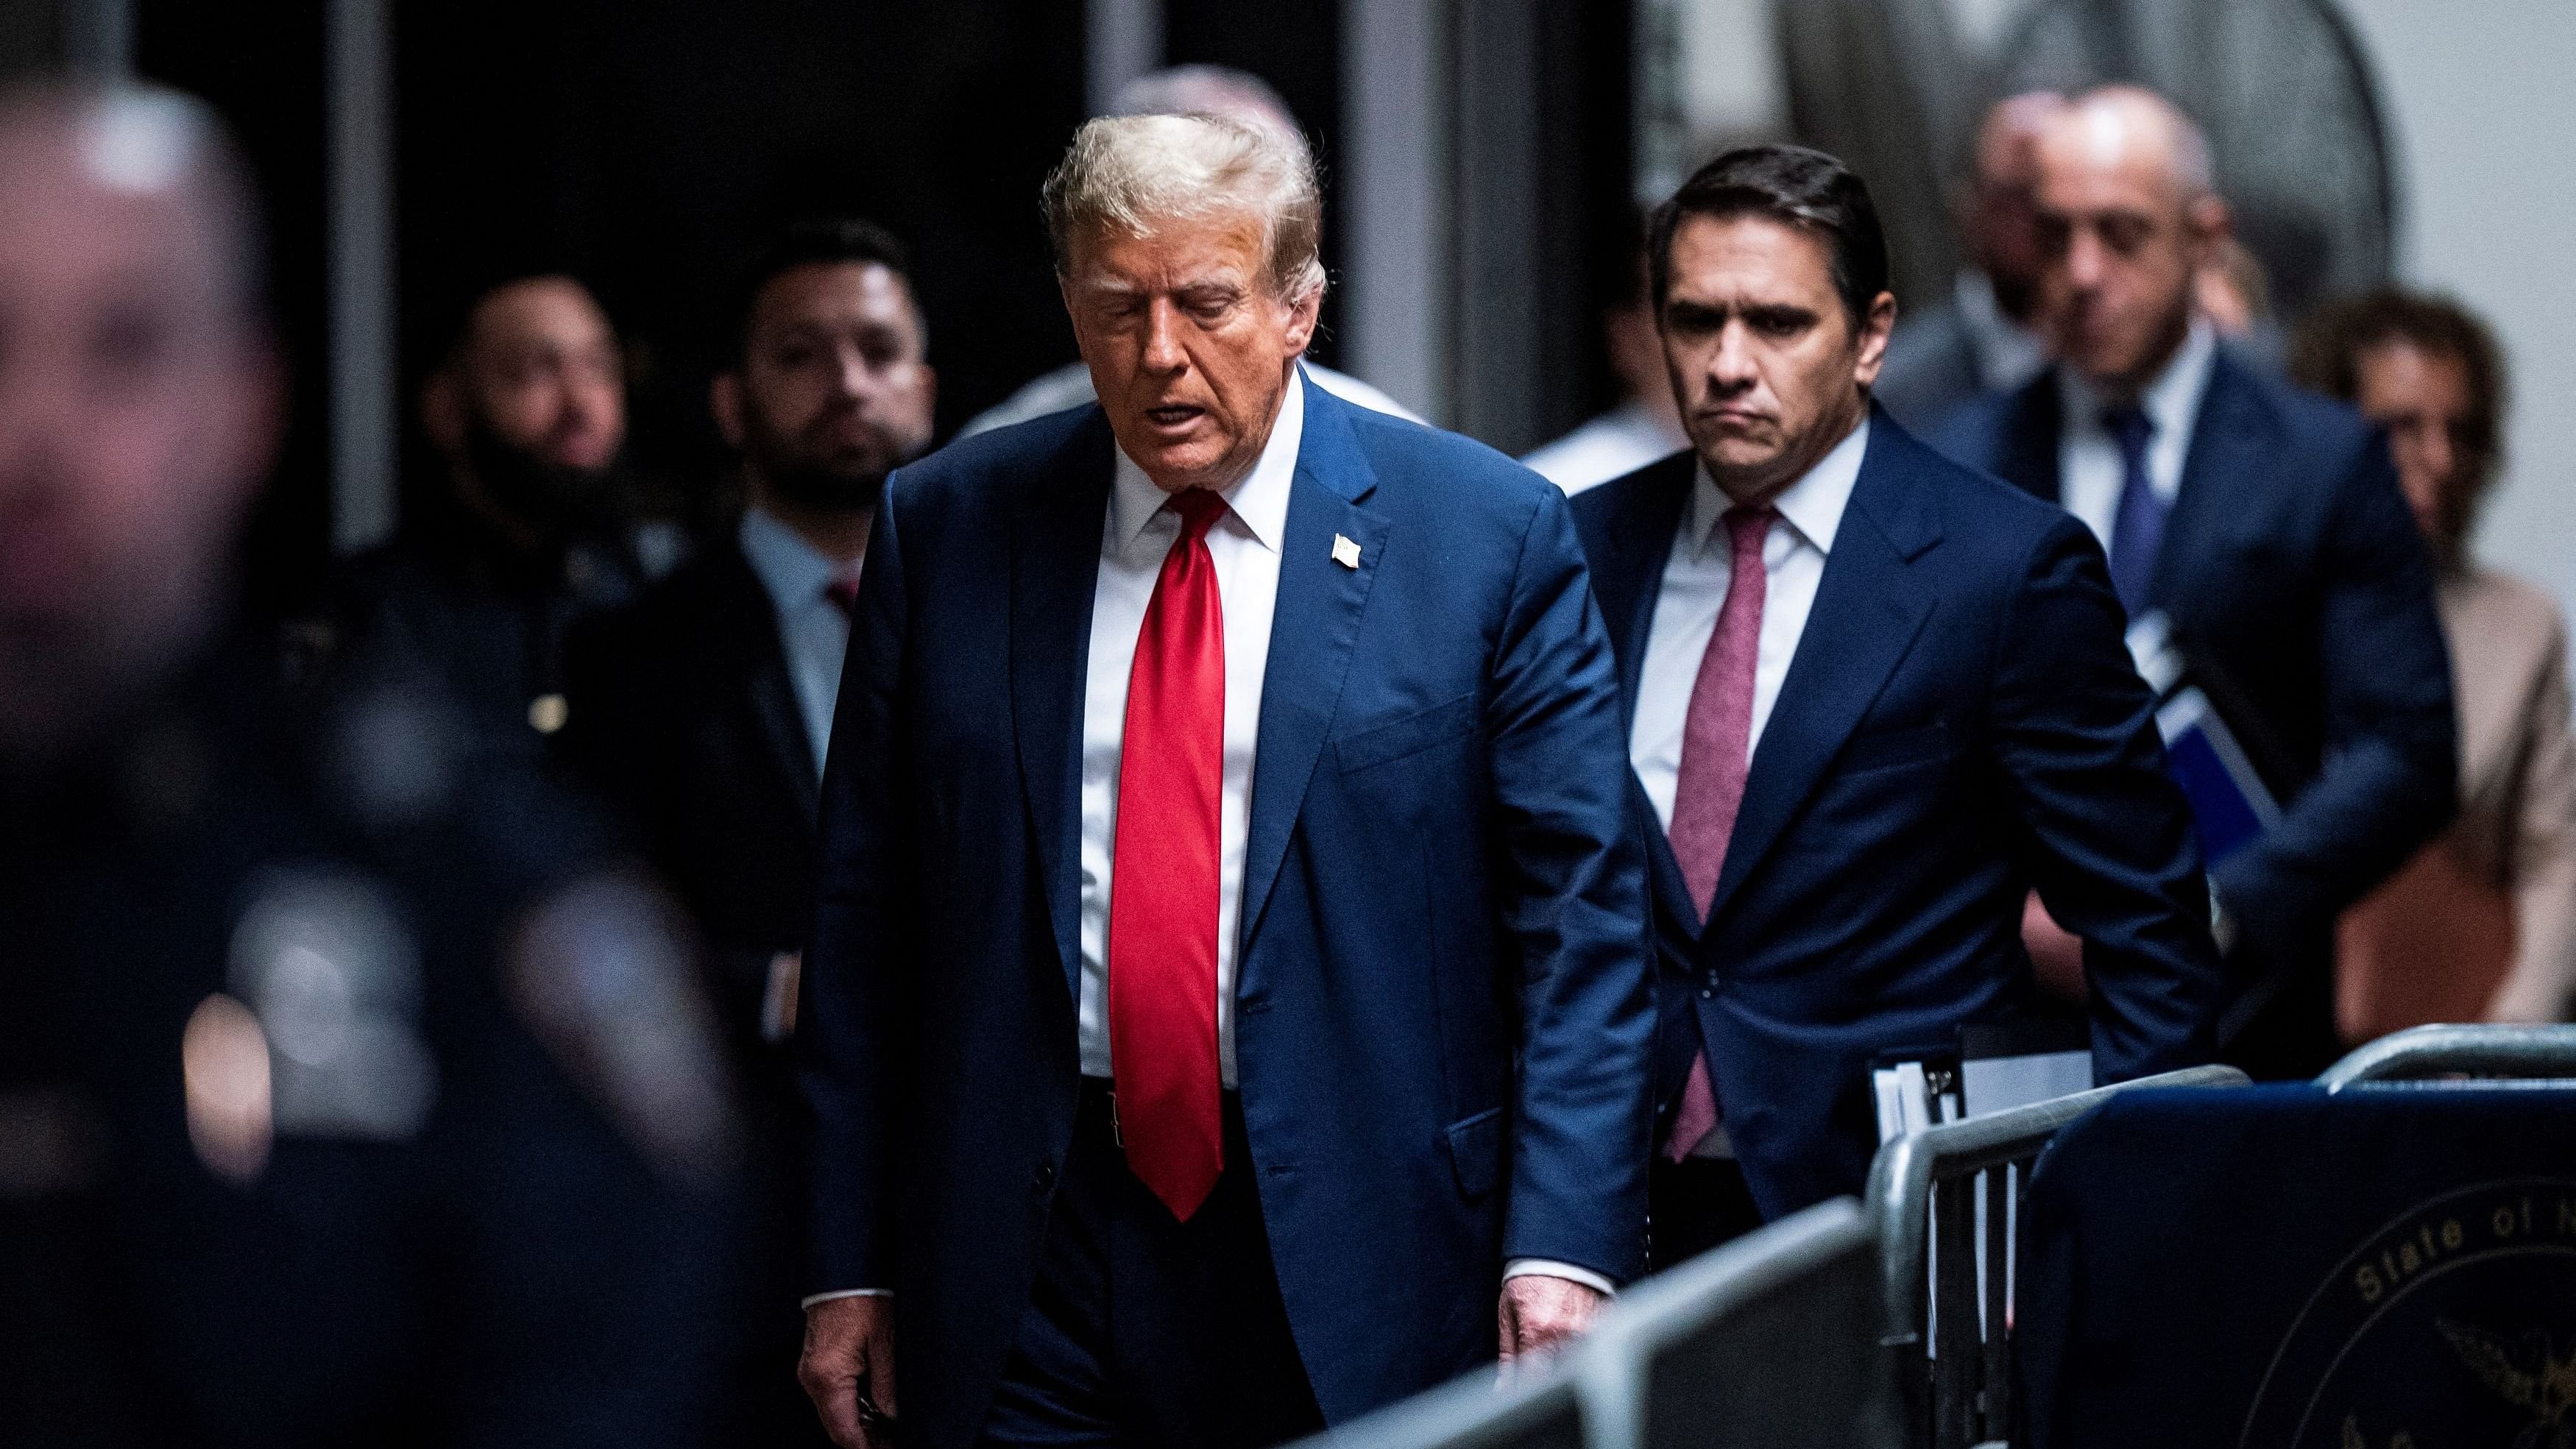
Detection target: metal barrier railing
<box><xmin>1863</xmin><ymin>1064</ymin><xmax>2250</xmax><ymax>1449</ymax></box>
<box><xmin>2317</xmin><ymin>1023</ymin><xmax>2576</xmax><ymax>1091</ymax></box>
<box><xmin>1577</xmin><ymin>1197</ymin><xmax>1897</xmax><ymax>1449</ymax></box>
<box><xmin>1311</xmin><ymin>1359</ymin><xmax>1588</xmax><ymax>1449</ymax></box>
<box><xmin>1311</xmin><ymin>1200</ymin><xmax>1892</xmax><ymax>1449</ymax></box>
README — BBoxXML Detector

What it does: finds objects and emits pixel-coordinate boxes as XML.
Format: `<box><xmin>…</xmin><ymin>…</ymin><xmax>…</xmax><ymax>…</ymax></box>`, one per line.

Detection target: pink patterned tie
<box><xmin>1664</xmin><ymin>503</ymin><xmax>1772</xmax><ymax>1162</ymax></box>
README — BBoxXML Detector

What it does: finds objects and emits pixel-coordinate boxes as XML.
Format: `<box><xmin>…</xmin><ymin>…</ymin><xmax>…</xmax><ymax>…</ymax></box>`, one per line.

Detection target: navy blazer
<box><xmin>1930</xmin><ymin>352</ymin><xmax>2455</xmax><ymax>1067</ymax></box>
<box><xmin>1568</xmin><ymin>410</ymin><xmax>2224</xmax><ymax>1220</ymax></box>
<box><xmin>799</xmin><ymin>375</ymin><xmax>1655</xmax><ymax>1447</ymax></box>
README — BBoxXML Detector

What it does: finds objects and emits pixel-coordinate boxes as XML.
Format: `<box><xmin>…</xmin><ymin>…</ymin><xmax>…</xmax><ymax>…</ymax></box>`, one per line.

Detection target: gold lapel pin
<box><xmin>1331</xmin><ymin>534</ymin><xmax>1362</xmax><ymax>569</ymax></box>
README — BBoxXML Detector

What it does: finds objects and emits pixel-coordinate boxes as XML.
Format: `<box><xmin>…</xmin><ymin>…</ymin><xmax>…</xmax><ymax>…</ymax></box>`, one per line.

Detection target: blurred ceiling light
<box><xmin>183</xmin><ymin>993</ymin><xmax>272</xmax><ymax>1185</ymax></box>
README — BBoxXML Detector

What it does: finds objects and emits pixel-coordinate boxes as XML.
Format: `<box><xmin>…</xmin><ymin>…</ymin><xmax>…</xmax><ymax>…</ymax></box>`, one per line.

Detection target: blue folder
<box><xmin>2129</xmin><ymin>612</ymin><xmax>2279</xmax><ymax>868</ymax></box>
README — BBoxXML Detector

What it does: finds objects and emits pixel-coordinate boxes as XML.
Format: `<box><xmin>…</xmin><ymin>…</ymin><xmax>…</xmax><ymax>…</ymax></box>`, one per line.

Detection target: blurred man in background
<box><xmin>2292</xmin><ymin>290</ymin><xmax>2576</xmax><ymax>1035</ymax></box>
<box><xmin>1932</xmin><ymin>86</ymin><xmax>2455</xmax><ymax>1080</ymax></box>
<box><xmin>959</xmin><ymin>63</ymin><xmax>1418</xmax><ymax>437</ymax></box>
<box><xmin>1873</xmin><ymin>91</ymin><xmax>2064</xmax><ymax>433</ymax></box>
<box><xmin>0</xmin><ymin>80</ymin><xmax>740</xmax><ymax>1447</ymax></box>
<box><xmin>1521</xmin><ymin>212</ymin><xmax>1691</xmax><ymax>496</ymax></box>
<box><xmin>1568</xmin><ymin>144</ymin><xmax>2218</xmax><ymax>1253</ymax></box>
<box><xmin>561</xmin><ymin>216</ymin><xmax>936</xmax><ymax>1446</ymax></box>
<box><xmin>327</xmin><ymin>270</ymin><xmax>657</xmax><ymax>757</ymax></box>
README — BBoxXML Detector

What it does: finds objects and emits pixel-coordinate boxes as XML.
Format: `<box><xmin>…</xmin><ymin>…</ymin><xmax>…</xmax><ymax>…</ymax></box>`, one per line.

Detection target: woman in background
<box><xmin>2293</xmin><ymin>289</ymin><xmax>2576</xmax><ymax>1036</ymax></box>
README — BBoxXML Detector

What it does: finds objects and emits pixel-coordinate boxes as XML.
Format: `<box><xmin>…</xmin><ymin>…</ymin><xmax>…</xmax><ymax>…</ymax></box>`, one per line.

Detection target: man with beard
<box><xmin>329</xmin><ymin>270</ymin><xmax>651</xmax><ymax>757</ymax></box>
<box><xmin>559</xmin><ymin>216</ymin><xmax>936</xmax><ymax>1447</ymax></box>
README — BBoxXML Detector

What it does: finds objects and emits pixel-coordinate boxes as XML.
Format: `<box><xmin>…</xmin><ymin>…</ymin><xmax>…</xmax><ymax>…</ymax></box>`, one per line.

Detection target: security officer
<box><xmin>0</xmin><ymin>80</ymin><xmax>741</xmax><ymax>1448</ymax></box>
<box><xmin>323</xmin><ymin>263</ymin><xmax>662</xmax><ymax>758</ymax></box>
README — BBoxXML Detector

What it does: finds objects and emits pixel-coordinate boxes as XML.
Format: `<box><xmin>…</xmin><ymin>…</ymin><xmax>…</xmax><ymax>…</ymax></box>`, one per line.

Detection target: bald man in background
<box><xmin>1931</xmin><ymin>85</ymin><xmax>2454</xmax><ymax>1079</ymax></box>
<box><xmin>1875</xmin><ymin>91</ymin><xmax>2065</xmax><ymax>432</ymax></box>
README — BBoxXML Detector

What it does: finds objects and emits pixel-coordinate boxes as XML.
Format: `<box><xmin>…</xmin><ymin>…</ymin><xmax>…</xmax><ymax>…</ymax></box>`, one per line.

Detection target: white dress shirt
<box><xmin>737</xmin><ymin>506</ymin><xmax>865</xmax><ymax>780</ymax></box>
<box><xmin>2056</xmin><ymin>318</ymin><xmax>2216</xmax><ymax>558</ymax></box>
<box><xmin>1953</xmin><ymin>269</ymin><xmax>2050</xmax><ymax>396</ymax></box>
<box><xmin>1078</xmin><ymin>376</ymin><xmax>1301</xmax><ymax>1088</ymax></box>
<box><xmin>1631</xmin><ymin>416</ymin><xmax>1872</xmax><ymax>832</ymax></box>
<box><xmin>1523</xmin><ymin>398</ymin><xmax>1692</xmax><ymax>498</ymax></box>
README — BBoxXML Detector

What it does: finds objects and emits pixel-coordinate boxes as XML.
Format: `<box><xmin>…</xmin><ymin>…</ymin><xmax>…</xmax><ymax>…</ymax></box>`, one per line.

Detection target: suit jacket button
<box><xmin>1033</xmin><ymin>1162</ymin><xmax>1056</xmax><ymax>1194</ymax></box>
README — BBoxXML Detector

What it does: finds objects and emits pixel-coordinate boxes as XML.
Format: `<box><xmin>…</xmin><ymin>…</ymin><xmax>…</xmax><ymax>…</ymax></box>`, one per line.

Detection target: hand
<box><xmin>801</xmin><ymin>1294</ymin><xmax>898</xmax><ymax>1448</ymax></box>
<box><xmin>1497</xmin><ymin>1274</ymin><xmax>1607</xmax><ymax>1368</ymax></box>
<box><xmin>2020</xmin><ymin>890</ymin><xmax>2087</xmax><ymax>1003</ymax></box>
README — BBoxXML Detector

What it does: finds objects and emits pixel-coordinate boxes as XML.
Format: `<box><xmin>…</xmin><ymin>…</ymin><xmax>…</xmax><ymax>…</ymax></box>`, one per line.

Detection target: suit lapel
<box><xmin>1011</xmin><ymin>412</ymin><xmax>1117</xmax><ymax>999</ymax></box>
<box><xmin>1238</xmin><ymin>379</ymin><xmax>1387</xmax><ymax>956</ymax></box>
<box><xmin>1584</xmin><ymin>453</ymin><xmax>1704</xmax><ymax>940</ymax></box>
<box><xmin>1992</xmin><ymin>373</ymin><xmax>2064</xmax><ymax>504</ymax></box>
<box><xmin>1703</xmin><ymin>418</ymin><xmax>1942</xmax><ymax>925</ymax></box>
<box><xmin>2154</xmin><ymin>348</ymin><xmax>2272</xmax><ymax>612</ymax></box>
<box><xmin>1587</xmin><ymin>453</ymin><xmax>1695</xmax><ymax>736</ymax></box>
<box><xmin>714</xmin><ymin>547</ymin><xmax>822</xmax><ymax>826</ymax></box>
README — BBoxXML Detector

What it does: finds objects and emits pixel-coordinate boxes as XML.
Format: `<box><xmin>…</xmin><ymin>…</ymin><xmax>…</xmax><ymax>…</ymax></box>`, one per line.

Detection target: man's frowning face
<box><xmin>1061</xmin><ymin>210</ymin><xmax>1317</xmax><ymax>495</ymax></box>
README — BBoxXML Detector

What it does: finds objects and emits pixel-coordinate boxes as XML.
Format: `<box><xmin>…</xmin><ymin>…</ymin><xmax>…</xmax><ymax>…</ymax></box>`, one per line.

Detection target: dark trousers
<box><xmin>1646</xmin><ymin>1154</ymin><xmax>1766</xmax><ymax>1274</ymax></box>
<box><xmin>980</xmin><ymin>1080</ymin><xmax>1323</xmax><ymax>1449</ymax></box>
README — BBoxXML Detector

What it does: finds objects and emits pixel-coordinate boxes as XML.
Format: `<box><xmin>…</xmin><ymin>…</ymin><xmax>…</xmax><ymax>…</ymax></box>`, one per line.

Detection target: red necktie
<box><xmin>1664</xmin><ymin>503</ymin><xmax>1772</xmax><ymax>1162</ymax></box>
<box><xmin>1108</xmin><ymin>488</ymin><xmax>1229</xmax><ymax>1221</ymax></box>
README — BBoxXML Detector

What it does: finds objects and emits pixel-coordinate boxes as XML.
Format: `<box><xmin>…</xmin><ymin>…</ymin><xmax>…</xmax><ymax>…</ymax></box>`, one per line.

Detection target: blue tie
<box><xmin>2103</xmin><ymin>403</ymin><xmax>2162</xmax><ymax>616</ymax></box>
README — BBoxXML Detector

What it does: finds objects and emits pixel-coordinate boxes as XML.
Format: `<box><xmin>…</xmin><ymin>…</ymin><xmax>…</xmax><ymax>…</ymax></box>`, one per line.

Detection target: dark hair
<box><xmin>729</xmin><ymin>217</ymin><xmax>921</xmax><ymax>361</ymax></box>
<box><xmin>1647</xmin><ymin>144</ymin><xmax>1889</xmax><ymax>328</ymax></box>
<box><xmin>2288</xmin><ymin>287</ymin><xmax>2507</xmax><ymax>556</ymax></box>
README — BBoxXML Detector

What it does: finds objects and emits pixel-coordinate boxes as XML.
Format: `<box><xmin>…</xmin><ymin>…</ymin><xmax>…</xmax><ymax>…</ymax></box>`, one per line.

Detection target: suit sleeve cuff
<box><xmin>1504</xmin><ymin>1258</ymin><xmax>1618</xmax><ymax>1298</ymax></box>
<box><xmin>802</xmin><ymin>1288</ymin><xmax>893</xmax><ymax>1310</ymax></box>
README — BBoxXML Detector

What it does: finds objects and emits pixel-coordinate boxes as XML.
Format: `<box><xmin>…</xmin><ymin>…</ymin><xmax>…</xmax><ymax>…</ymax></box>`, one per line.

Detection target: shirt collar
<box><xmin>1685</xmin><ymin>412</ymin><xmax>1870</xmax><ymax>560</ymax></box>
<box><xmin>1107</xmin><ymin>363</ymin><xmax>1306</xmax><ymax>555</ymax></box>
<box><xmin>2058</xmin><ymin>315</ymin><xmax>2217</xmax><ymax>441</ymax></box>
<box><xmin>738</xmin><ymin>503</ymin><xmax>846</xmax><ymax>614</ymax></box>
<box><xmin>1953</xmin><ymin>270</ymin><xmax>2048</xmax><ymax>394</ymax></box>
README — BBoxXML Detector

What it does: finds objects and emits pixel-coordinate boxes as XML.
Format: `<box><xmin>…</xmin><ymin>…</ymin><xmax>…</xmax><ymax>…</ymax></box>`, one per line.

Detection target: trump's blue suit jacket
<box><xmin>1930</xmin><ymin>352</ymin><xmax>2456</xmax><ymax>1072</ymax></box>
<box><xmin>1568</xmin><ymin>408</ymin><xmax>2225</xmax><ymax>1221</ymax></box>
<box><xmin>799</xmin><ymin>375</ymin><xmax>1655</xmax><ymax>1448</ymax></box>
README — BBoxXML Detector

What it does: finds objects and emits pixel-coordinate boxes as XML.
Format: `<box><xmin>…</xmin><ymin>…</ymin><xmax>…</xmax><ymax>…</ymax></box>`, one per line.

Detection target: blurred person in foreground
<box><xmin>958</xmin><ymin>63</ymin><xmax>1418</xmax><ymax>437</ymax></box>
<box><xmin>327</xmin><ymin>269</ymin><xmax>656</xmax><ymax>757</ymax></box>
<box><xmin>2292</xmin><ymin>290</ymin><xmax>2576</xmax><ymax>1033</ymax></box>
<box><xmin>796</xmin><ymin>113</ymin><xmax>1652</xmax><ymax>1448</ymax></box>
<box><xmin>0</xmin><ymin>81</ymin><xmax>738</xmax><ymax>1446</ymax></box>
<box><xmin>560</xmin><ymin>216</ymin><xmax>936</xmax><ymax>1445</ymax></box>
<box><xmin>1873</xmin><ymin>91</ymin><xmax>2065</xmax><ymax>433</ymax></box>
<box><xmin>1931</xmin><ymin>86</ymin><xmax>2455</xmax><ymax>1079</ymax></box>
<box><xmin>1521</xmin><ymin>210</ymin><xmax>1691</xmax><ymax>496</ymax></box>
<box><xmin>1566</xmin><ymin>144</ymin><xmax>2220</xmax><ymax>1258</ymax></box>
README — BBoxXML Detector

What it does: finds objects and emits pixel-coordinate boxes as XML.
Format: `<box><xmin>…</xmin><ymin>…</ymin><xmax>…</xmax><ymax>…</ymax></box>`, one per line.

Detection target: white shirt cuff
<box><xmin>802</xmin><ymin>1288</ymin><xmax>893</xmax><ymax>1310</ymax></box>
<box><xmin>1504</xmin><ymin>1258</ymin><xmax>1618</xmax><ymax>1298</ymax></box>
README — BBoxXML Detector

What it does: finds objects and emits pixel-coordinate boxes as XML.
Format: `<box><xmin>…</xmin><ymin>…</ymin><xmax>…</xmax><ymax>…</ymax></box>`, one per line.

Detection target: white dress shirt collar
<box><xmin>1953</xmin><ymin>270</ymin><xmax>2049</xmax><ymax>394</ymax></box>
<box><xmin>1682</xmin><ymin>412</ymin><xmax>1871</xmax><ymax>561</ymax></box>
<box><xmin>739</xmin><ymin>502</ymin><xmax>843</xmax><ymax>612</ymax></box>
<box><xmin>738</xmin><ymin>504</ymin><xmax>863</xmax><ymax>778</ymax></box>
<box><xmin>1105</xmin><ymin>364</ymin><xmax>1304</xmax><ymax>556</ymax></box>
<box><xmin>2056</xmin><ymin>315</ymin><xmax>2217</xmax><ymax>459</ymax></box>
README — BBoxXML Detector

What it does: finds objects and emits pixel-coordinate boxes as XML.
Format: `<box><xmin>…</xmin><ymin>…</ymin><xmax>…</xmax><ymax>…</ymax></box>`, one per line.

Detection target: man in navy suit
<box><xmin>1930</xmin><ymin>88</ymin><xmax>2455</xmax><ymax>1080</ymax></box>
<box><xmin>795</xmin><ymin>114</ymin><xmax>1654</xmax><ymax>1449</ymax></box>
<box><xmin>1568</xmin><ymin>144</ymin><xmax>2224</xmax><ymax>1254</ymax></box>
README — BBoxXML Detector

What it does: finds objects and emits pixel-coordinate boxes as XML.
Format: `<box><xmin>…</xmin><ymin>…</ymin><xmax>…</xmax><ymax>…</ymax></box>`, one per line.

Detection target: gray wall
<box><xmin>2343</xmin><ymin>0</ymin><xmax>2576</xmax><ymax>634</ymax></box>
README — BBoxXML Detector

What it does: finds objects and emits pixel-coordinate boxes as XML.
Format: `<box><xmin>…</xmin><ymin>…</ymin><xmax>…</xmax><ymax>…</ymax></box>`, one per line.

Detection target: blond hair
<box><xmin>1042</xmin><ymin>111</ymin><xmax>1324</xmax><ymax>304</ymax></box>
